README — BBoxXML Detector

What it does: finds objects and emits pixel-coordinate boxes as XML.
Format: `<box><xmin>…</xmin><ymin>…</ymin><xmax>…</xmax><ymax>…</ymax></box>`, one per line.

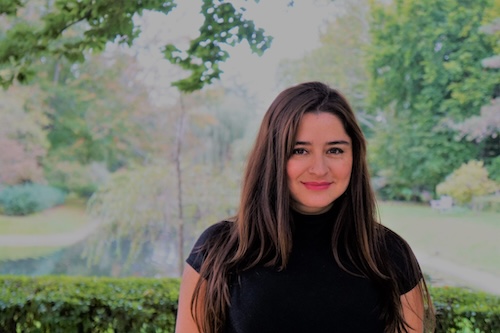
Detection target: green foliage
<box><xmin>0</xmin><ymin>183</ymin><xmax>66</xmax><ymax>216</ymax></box>
<box><xmin>369</xmin><ymin>113</ymin><xmax>476</xmax><ymax>201</ymax></box>
<box><xmin>487</xmin><ymin>155</ymin><xmax>500</xmax><ymax>181</ymax></box>
<box><xmin>164</xmin><ymin>0</ymin><xmax>272</xmax><ymax>92</ymax></box>
<box><xmin>0</xmin><ymin>0</ymin><xmax>23</xmax><ymax>15</ymax></box>
<box><xmin>44</xmin><ymin>85</ymin><xmax>107</xmax><ymax>164</ymax></box>
<box><xmin>436</xmin><ymin>160</ymin><xmax>499</xmax><ymax>204</ymax></box>
<box><xmin>0</xmin><ymin>275</ymin><xmax>179</xmax><ymax>333</ymax></box>
<box><xmin>39</xmin><ymin>50</ymin><xmax>161</xmax><ymax>172</ymax></box>
<box><xmin>430</xmin><ymin>286</ymin><xmax>500</xmax><ymax>333</ymax></box>
<box><xmin>368</xmin><ymin>0</ymin><xmax>499</xmax><ymax>199</ymax></box>
<box><xmin>370</xmin><ymin>0</ymin><xmax>497</xmax><ymax>117</ymax></box>
<box><xmin>0</xmin><ymin>0</ymin><xmax>272</xmax><ymax>92</ymax></box>
<box><xmin>44</xmin><ymin>160</ymin><xmax>108</xmax><ymax>198</ymax></box>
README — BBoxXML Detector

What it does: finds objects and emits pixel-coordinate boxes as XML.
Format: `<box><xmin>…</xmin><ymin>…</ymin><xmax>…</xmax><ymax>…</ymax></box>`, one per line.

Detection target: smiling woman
<box><xmin>175</xmin><ymin>81</ymin><xmax>435</xmax><ymax>333</ymax></box>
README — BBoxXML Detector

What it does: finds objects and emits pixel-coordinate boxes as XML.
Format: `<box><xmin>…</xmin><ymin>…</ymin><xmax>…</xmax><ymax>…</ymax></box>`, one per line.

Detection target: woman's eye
<box><xmin>292</xmin><ymin>148</ymin><xmax>307</xmax><ymax>155</ymax></box>
<box><xmin>328</xmin><ymin>147</ymin><xmax>344</xmax><ymax>155</ymax></box>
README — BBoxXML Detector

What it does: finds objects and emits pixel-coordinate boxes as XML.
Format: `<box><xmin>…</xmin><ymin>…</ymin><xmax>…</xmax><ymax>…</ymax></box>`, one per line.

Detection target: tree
<box><xmin>30</xmin><ymin>49</ymin><xmax>166</xmax><ymax>199</ymax></box>
<box><xmin>448</xmin><ymin>17</ymin><xmax>500</xmax><ymax>165</ymax></box>
<box><xmin>0</xmin><ymin>85</ymin><xmax>48</xmax><ymax>185</ymax></box>
<box><xmin>0</xmin><ymin>137</ymin><xmax>44</xmax><ymax>185</ymax></box>
<box><xmin>83</xmin><ymin>85</ymin><xmax>248</xmax><ymax>276</ymax></box>
<box><xmin>85</xmin><ymin>161</ymin><xmax>241</xmax><ymax>277</ymax></box>
<box><xmin>42</xmin><ymin>50</ymin><xmax>157</xmax><ymax>168</ymax></box>
<box><xmin>0</xmin><ymin>0</ymin><xmax>272</xmax><ymax>92</ymax></box>
<box><xmin>367</xmin><ymin>0</ymin><xmax>499</xmax><ymax>200</ymax></box>
<box><xmin>0</xmin><ymin>0</ymin><xmax>269</xmax><ymax>276</ymax></box>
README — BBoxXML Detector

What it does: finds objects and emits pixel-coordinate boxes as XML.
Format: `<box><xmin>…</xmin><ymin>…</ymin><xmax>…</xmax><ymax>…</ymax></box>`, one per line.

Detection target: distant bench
<box><xmin>430</xmin><ymin>196</ymin><xmax>453</xmax><ymax>212</ymax></box>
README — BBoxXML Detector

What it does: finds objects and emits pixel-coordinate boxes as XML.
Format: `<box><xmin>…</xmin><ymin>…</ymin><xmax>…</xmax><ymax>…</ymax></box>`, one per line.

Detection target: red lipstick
<box><xmin>302</xmin><ymin>182</ymin><xmax>332</xmax><ymax>190</ymax></box>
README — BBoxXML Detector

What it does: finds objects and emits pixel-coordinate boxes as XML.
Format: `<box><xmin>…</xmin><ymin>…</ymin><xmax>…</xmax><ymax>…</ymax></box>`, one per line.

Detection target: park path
<box><xmin>1</xmin><ymin>226</ymin><xmax>500</xmax><ymax>296</ymax></box>
<box><xmin>414</xmin><ymin>251</ymin><xmax>500</xmax><ymax>295</ymax></box>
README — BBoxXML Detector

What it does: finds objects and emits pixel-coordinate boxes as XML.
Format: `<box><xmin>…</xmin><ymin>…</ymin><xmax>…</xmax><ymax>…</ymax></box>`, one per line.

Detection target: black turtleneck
<box><xmin>186</xmin><ymin>208</ymin><xmax>419</xmax><ymax>333</ymax></box>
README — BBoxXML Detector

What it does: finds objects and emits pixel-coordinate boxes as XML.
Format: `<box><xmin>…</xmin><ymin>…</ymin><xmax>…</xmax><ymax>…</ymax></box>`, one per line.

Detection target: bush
<box><xmin>0</xmin><ymin>275</ymin><xmax>179</xmax><ymax>333</ymax></box>
<box><xmin>0</xmin><ymin>183</ymin><xmax>66</xmax><ymax>216</ymax></box>
<box><xmin>431</xmin><ymin>286</ymin><xmax>500</xmax><ymax>332</ymax></box>
<box><xmin>471</xmin><ymin>195</ymin><xmax>500</xmax><ymax>213</ymax></box>
<box><xmin>436</xmin><ymin>160</ymin><xmax>499</xmax><ymax>205</ymax></box>
<box><xmin>487</xmin><ymin>156</ymin><xmax>500</xmax><ymax>182</ymax></box>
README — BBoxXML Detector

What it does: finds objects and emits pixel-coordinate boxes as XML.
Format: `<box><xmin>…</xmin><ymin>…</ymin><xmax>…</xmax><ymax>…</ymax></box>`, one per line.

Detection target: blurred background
<box><xmin>0</xmin><ymin>0</ymin><xmax>498</xmax><ymax>294</ymax></box>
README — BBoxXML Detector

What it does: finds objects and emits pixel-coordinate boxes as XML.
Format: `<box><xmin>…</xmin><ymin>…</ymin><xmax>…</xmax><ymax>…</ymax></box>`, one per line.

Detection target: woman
<box><xmin>175</xmin><ymin>82</ymin><xmax>434</xmax><ymax>333</ymax></box>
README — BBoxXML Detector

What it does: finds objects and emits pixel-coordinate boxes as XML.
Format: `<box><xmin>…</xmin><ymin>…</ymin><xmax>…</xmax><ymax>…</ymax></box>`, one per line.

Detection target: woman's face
<box><xmin>287</xmin><ymin>112</ymin><xmax>353</xmax><ymax>214</ymax></box>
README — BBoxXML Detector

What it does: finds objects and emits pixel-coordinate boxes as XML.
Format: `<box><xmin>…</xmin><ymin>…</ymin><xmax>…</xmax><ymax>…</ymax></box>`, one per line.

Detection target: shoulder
<box><xmin>186</xmin><ymin>220</ymin><xmax>232</xmax><ymax>272</ymax></box>
<box><xmin>379</xmin><ymin>225</ymin><xmax>416</xmax><ymax>263</ymax></box>
<box><xmin>379</xmin><ymin>225</ymin><xmax>422</xmax><ymax>294</ymax></box>
<box><xmin>380</xmin><ymin>225</ymin><xmax>412</xmax><ymax>253</ymax></box>
<box><xmin>194</xmin><ymin>220</ymin><xmax>232</xmax><ymax>248</ymax></box>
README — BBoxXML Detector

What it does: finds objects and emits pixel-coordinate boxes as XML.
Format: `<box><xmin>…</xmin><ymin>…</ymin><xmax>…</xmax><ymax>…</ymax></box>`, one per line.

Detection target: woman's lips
<box><xmin>302</xmin><ymin>182</ymin><xmax>332</xmax><ymax>190</ymax></box>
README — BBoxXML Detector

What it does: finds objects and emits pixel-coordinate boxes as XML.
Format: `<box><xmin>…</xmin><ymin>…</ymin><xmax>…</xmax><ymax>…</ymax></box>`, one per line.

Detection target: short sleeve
<box><xmin>383</xmin><ymin>227</ymin><xmax>422</xmax><ymax>294</ymax></box>
<box><xmin>186</xmin><ymin>221</ymin><xmax>229</xmax><ymax>272</ymax></box>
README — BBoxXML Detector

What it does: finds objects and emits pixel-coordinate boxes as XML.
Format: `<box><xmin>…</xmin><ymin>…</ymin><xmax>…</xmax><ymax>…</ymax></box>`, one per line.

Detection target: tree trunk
<box><xmin>175</xmin><ymin>95</ymin><xmax>187</xmax><ymax>276</ymax></box>
<box><xmin>53</xmin><ymin>59</ymin><xmax>61</xmax><ymax>84</ymax></box>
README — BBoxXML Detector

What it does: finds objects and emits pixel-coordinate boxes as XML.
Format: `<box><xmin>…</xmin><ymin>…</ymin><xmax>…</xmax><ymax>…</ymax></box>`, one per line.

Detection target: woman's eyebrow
<box><xmin>327</xmin><ymin>140</ymin><xmax>350</xmax><ymax>145</ymax></box>
<box><xmin>295</xmin><ymin>140</ymin><xmax>350</xmax><ymax>145</ymax></box>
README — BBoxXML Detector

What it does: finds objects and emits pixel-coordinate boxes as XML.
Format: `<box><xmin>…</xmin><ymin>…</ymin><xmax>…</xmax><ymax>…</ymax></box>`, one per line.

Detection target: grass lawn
<box><xmin>0</xmin><ymin>246</ymin><xmax>63</xmax><ymax>261</ymax></box>
<box><xmin>0</xmin><ymin>199</ymin><xmax>89</xmax><ymax>261</ymax></box>
<box><xmin>1</xmin><ymin>199</ymin><xmax>499</xmax><ymax>279</ymax></box>
<box><xmin>378</xmin><ymin>201</ymin><xmax>500</xmax><ymax>276</ymax></box>
<box><xmin>0</xmin><ymin>199</ymin><xmax>89</xmax><ymax>235</ymax></box>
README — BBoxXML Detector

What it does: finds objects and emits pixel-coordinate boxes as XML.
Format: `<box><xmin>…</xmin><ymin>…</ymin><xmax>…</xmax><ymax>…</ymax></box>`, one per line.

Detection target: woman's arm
<box><xmin>401</xmin><ymin>283</ymin><xmax>424</xmax><ymax>333</ymax></box>
<box><xmin>175</xmin><ymin>264</ymin><xmax>203</xmax><ymax>333</ymax></box>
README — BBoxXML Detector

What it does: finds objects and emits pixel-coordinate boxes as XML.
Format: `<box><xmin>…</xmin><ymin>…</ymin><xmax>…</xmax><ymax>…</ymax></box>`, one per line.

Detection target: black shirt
<box><xmin>187</xmin><ymin>208</ymin><xmax>420</xmax><ymax>333</ymax></box>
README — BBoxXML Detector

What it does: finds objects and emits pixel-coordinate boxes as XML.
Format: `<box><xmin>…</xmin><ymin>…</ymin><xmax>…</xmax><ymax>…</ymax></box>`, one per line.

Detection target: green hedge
<box><xmin>431</xmin><ymin>286</ymin><xmax>500</xmax><ymax>332</ymax></box>
<box><xmin>0</xmin><ymin>275</ymin><xmax>179</xmax><ymax>333</ymax></box>
<box><xmin>0</xmin><ymin>276</ymin><xmax>499</xmax><ymax>332</ymax></box>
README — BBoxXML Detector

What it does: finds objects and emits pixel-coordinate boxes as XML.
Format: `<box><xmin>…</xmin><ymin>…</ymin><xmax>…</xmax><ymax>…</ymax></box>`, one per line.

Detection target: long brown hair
<box><xmin>191</xmin><ymin>82</ymin><xmax>433</xmax><ymax>333</ymax></box>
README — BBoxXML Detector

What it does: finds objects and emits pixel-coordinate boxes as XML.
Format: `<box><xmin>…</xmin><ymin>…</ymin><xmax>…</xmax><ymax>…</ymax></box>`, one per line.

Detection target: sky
<box><xmin>216</xmin><ymin>0</ymin><xmax>337</xmax><ymax>104</ymax></box>
<box><xmin>129</xmin><ymin>0</ymin><xmax>338</xmax><ymax>107</ymax></box>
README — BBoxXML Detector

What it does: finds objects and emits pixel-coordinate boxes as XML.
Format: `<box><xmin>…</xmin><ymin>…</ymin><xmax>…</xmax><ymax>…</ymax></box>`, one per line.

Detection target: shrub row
<box><xmin>0</xmin><ymin>184</ymin><xmax>66</xmax><ymax>216</ymax></box>
<box><xmin>0</xmin><ymin>276</ymin><xmax>499</xmax><ymax>332</ymax></box>
<box><xmin>431</xmin><ymin>286</ymin><xmax>500</xmax><ymax>332</ymax></box>
<box><xmin>0</xmin><ymin>275</ymin><xmax>179</xmax><ymax>333</ymax></box>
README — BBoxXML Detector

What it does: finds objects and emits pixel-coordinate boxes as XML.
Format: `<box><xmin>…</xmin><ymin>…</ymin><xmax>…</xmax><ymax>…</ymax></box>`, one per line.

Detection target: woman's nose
<box><xmin>308</xmin><ymin>155</ymin><xmax>328</xmax><ymax>175</ymax></box>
